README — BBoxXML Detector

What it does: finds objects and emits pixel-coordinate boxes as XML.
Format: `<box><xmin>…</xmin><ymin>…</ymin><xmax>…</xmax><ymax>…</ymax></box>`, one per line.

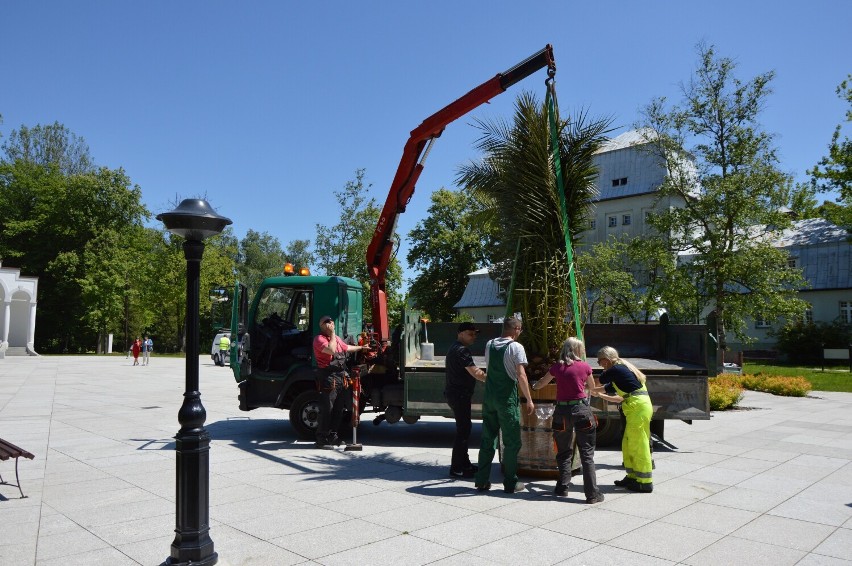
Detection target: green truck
<box><xmin>226</xmin><ymin>275</ymin><xmax>714</xmax><ymax>445</ymax></box>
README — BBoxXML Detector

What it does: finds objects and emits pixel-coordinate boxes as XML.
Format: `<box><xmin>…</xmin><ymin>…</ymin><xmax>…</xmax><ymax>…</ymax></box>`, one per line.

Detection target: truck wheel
<box><xmin>289</xmin><ymin>390</ymin><xmax>322</xmax><ymax>440</ymax></box>
<box><xmin>595</xmin><ymin>417</ymin><xmax>623</xmax><ymax>447</ymax></box>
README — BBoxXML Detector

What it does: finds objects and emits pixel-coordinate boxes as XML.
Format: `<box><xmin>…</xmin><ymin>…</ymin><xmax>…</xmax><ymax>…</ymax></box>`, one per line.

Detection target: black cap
<box><xmin>319</xmin><ymin>315</ymin><xmax>334</xmax><ymax>324</ymax></box>
<box><xmin>458</xmin><ymin>322</ymin><xmax>479</xmax><ymax>333</ymax></box>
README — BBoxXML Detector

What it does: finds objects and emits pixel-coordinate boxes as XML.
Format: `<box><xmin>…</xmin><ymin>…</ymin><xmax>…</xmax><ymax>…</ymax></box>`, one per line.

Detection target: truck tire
<box><xmin>289</xmin><ymin>390</ymin><xmax>322</xmax><ymax>440</ymax></box>
<box><xmin>595</xmin><ymin>416</ymin><xmax>623</xmax><ymax>446</ymax></box>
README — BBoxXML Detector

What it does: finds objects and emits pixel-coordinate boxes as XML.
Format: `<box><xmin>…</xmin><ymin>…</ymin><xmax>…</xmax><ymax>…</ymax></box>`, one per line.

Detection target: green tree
<box><xmin>817</xmin><ymin>199</ymin><xmax>852</xmax><ymax>227</ymax></box>
<box><xmin>200</xmin><ymin>229</ymin><xmax>239</xmax><ymax>347</ymax></box>
<box><xmin>810</xmin><ymin>74</ymin><xmax>852</xmax><ymax>201</ymax></box>
<box><xmin>78</xmin><ymin>226</ymin><xmax>148</xmax><ymax>352</ymax></box>
<box><xmin>315</xmin><ymin>169</ymin><xmax>404</xmax><ymax>328</ymax></box>
<box><xmin>0</xmin><ymin>155</ymin><xmax>148</xmax><ymax>352</ymax></box>
<box><xmin>284</xmin><ymin>239</ymin><xmax>314</xmax><ymax>272</ymax></box>
<box><xmin>639</xmin><ymin>43</ymin><xmax>807</xmax><ymax>351</ymax></box>
<box><xmin>236</xmin><ymin>229</ymin><xmax>287</xmax><ymax>294</ymax></box>
<box><xmin>2</xmin><ymin>121</ymin><xmax>94</xmax><ymax>175</ymax></box>
<box><xmin>458</xmin><ymin>93</ymin><xmax>612</xmax><ymax>356</ymax></box>
<box><xmin>143</xmin><ymin>229</ymin><xmax>186</xmax><ymax>352</ymax></box>
<box><xmin>576</xmin><ymin>236</ymin><xmax>679</xmax><ymax>324</ymax></box>
<box><xmin>406</xmin><ymin>188</ymin><xmax>496</xmax><ymax>321</ymax></box>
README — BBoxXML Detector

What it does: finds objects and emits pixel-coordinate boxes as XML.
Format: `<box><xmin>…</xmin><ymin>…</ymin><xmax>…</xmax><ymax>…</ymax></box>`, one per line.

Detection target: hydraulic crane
<box><xmin>365</xmin><ymin>45</ymin><xmax>556</xmax><ymax>344</ymax></box>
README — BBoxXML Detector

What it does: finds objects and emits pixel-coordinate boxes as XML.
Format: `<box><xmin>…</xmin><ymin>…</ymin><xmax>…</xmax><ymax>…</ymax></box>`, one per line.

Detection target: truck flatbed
<box><xmin>405</xmin><ymin>356</ymin><xmax>705</xmax><ymax>374</ymax></box>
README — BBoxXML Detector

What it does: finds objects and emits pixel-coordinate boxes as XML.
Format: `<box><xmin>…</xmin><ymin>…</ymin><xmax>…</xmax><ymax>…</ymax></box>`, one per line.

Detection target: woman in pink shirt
<box><xmin>532</xmin><ymin>337</ymin><xmax>603</xmax><ymax>503</ymax></box>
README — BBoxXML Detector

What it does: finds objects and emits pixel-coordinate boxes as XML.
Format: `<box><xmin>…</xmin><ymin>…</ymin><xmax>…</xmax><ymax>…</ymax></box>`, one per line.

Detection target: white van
<box><xmin>211</xmin><ymin>332</ymin><xmax>231</xmax><ymax>367</ymax></box>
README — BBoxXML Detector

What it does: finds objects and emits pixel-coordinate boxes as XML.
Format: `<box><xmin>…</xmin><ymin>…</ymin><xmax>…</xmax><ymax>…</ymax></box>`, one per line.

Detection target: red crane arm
<box><xmin>366</xmin><ymin>45</ymin><xmax>555</xmax><ymax>343</ymax></box>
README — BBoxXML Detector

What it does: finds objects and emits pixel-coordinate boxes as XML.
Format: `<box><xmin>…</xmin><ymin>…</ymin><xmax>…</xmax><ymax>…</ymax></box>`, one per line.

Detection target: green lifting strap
<box><xmin>505</xmin><ymin>237</ymin><xmax>522</xmax><ymax>319</ymax></box>
<box><xmin>545</xmin><ymin>82</ymin><xmax>584</xmax><ymax>343</ymax></box>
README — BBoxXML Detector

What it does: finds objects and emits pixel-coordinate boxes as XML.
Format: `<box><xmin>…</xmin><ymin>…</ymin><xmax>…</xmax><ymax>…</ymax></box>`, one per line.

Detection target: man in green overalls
<box><xmin>474</xmin><ymin>317</ymin><xmax>535</xmax><ymax>494</ymax></box>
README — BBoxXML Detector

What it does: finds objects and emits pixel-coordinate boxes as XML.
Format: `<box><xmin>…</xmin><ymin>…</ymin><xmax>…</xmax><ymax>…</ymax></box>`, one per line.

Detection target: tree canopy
<box><xmin>810</xmin><ymin>74</ymin><xmax>852</xmax><ymax>201</ymax></box>
<box><xmin>314</xmin><ymin>169</ymin><xmax>404</xmax><ymax>328</ymax></box>
<box><xmin>406</xmin><ymin>188</ymin><xmax>496</xmax><ymax>321</ymax></box>
<box><xmin>236</xmin><ymin>229</ymin><xmax>288</xmax><ymax>295</ymax></box>
<box><xmin>458</xmin><ymin>92</ymin><xmax>612</xmax><ymax>356</ymax></box>
<box><xmin>0</xmin><ymin>119</ymin><xmax>153</xmax><ymax>353</ymax></box>
<box><xmin>639</xmin><ymin>43</ymin><xmax>807</xmax><ymax>349</ymax></box>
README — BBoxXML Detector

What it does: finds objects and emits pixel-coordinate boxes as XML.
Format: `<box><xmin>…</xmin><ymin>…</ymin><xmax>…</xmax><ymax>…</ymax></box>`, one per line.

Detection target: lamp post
<box><xmin>157</xmin><ymin>199</ymin><xmax>231</xmax><ymax>566</ymax></box>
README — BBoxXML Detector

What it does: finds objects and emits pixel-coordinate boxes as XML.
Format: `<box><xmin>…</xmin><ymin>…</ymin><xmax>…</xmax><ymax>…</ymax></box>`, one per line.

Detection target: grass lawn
<box><xmin>744</xmin><ymin>362</ymin><xmax>852</xmax><ymax>393</ymax></box>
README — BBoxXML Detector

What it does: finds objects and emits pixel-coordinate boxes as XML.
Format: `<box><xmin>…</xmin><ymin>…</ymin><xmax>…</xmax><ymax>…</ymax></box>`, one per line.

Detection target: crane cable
<box><xmin>545</xmin><ymin>77</ymin><xmax>584</xmax><ymax>343</ymax></box>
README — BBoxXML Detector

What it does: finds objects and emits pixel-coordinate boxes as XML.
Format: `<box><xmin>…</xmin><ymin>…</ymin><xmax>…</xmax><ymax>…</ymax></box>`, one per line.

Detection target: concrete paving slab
<box><xmin>466</xmin><ymin>525</ymin><xmax>597</xmax><ymax>564</ymax></box>
<box><xmin>609</xmin><ymin>521</ymin><xmax>724</xmax><ymax>562</ymax></box>
<box><xmin>812</xmin><ymin>527</ymin><xmax>852</xmax><ymax>561</ymax></box>
<box><xmin>681</xmin><ymin>535</ymin><xmax>808</xmax><ymax>566</ymax></box>
<box><xmin>1</xmin><ymin>356</ymin><xmax>852</xmax><ymax>565</ymax></box>
<box><xmin>731</xmin><ymin>514</ymin><xmax>836</xmax><ymax>552</ymax></box>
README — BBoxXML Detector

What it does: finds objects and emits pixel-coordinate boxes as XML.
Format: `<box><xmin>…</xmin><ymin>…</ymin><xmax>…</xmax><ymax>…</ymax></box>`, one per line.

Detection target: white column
<box><xmin>27</xmin><ymin>301</ymin><xmax>37</xmax><ymax>349</ymax></box>
<box><xmin>2</xmin><ymin>301</ymin><xmax>10</xmax><ymax>344</ymax></box>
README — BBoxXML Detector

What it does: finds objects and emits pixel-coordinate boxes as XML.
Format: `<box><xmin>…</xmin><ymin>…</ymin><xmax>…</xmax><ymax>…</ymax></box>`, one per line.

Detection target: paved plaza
<box><xmin>1</xmin><ymin>355</ymin><xmax>851</xmax><ymax>565</ymax></box>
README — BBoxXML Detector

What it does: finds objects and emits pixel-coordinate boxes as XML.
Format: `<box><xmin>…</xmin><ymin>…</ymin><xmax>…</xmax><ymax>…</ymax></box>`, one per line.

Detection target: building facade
<box><xmin>733</xmin><ymin>217</ymin><xmax>852</xmax><ymax>350</ymax></box>
<box><xmin>0</xmin><ymin>261</ymin><xmax>39</xmax><ymax>358</ymax></box>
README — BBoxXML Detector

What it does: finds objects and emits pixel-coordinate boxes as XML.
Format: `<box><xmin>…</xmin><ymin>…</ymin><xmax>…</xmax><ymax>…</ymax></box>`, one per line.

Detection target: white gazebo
<box><xmin>0</xmin><ymin>261</ymin><xmax>39</xmax><ymax>358</ymax></box>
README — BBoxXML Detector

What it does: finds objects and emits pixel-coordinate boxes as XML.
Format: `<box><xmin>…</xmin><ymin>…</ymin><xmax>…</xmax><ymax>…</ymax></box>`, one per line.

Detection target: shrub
<box><xmin>743</xmin><ymin>373</ymin><xmax>812</xmax><ymax>397</ymax></box>
<box><xmin>709</xmin><ymin>374</ymin><xmax>744</xmax><ymax>410</ymax></box>
<box><xmin>708</xmin><ymin>372</ymin><xmax>812</xmax><ymax>410</ymax></box>
<box><xmin>771</xmin><ymin>319</ymin><xmax>852</xmax><ymax>363</ymax></box>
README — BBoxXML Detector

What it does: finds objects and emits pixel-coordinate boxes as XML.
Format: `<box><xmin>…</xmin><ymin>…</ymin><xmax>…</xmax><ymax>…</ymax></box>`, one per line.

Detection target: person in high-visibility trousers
<box><xmin>593</xmin><ymin>346</ymin><xmax>653</xmax><ymax>493</ymax></box>
<box><xmin>218</xmin><ymin>334</ymin><xmax>231</xmax><ymax>366</ymax></box>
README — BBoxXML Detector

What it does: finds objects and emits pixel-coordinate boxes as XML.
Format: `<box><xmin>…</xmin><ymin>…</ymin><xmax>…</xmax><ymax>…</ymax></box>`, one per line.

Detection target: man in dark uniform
<box><xmin>445</xmin><ymin>322</ymin><xmax>486</xmax><ymax>478</ymax></box>
<box><xmin>313</xmin><ymin>315</ymin><xmax>369</xmax><ymax>449</ymax></box>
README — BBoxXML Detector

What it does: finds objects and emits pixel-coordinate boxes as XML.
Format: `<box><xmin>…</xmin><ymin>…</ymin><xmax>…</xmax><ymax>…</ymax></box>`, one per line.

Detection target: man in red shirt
<box><xmin>313</xmin><ymin>315</ymin><xmax>369</xmax><ymax>448</ymax></box>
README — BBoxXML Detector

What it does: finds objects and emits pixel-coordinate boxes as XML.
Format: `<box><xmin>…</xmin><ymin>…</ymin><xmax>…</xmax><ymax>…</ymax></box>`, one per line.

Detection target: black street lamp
<box><xmin>157</xmin><ymin>199</ymin><xmax>231</xmax><ymax>566</ymax></box>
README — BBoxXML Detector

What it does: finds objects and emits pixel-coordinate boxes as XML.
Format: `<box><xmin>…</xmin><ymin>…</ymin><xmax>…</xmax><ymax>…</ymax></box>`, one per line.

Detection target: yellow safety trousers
<box><xmin>614</xmin><ymin>383</ymin><xmax>653</xmax><ymax>485</ymax></box>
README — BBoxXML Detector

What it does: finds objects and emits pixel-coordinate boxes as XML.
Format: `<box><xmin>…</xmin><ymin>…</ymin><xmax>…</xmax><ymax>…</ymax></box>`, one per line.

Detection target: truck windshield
<box><xmin>256</xmin><ymin>287</ymin><xmax>297</xmax><ymax>325</ymax></box>
<box><xmin>256</xmin><ymin>286</ymin><xmax>312</xmax><ymax>331</ymax></box>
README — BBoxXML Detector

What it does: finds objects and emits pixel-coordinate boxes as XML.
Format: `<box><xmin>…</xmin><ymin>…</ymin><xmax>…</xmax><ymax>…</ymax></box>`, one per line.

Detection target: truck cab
<box><xmin>230</xmin><ymin>275</ymin><xmax>365</xmax><ymax>438</ymax></box>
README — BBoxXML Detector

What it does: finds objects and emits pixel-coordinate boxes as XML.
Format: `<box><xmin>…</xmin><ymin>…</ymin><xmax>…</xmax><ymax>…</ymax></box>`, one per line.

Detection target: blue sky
<box><xmin>2</xmin><ymin>1</ymin><xmax>850</xmax><ymax>287</ymax></box>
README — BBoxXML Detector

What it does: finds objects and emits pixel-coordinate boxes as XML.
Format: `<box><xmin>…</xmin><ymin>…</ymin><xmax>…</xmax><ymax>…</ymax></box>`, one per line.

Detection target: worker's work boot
<box><xmin>505</xmin><ymin>481</ymin><xmax>526</xmax><ymax>494</ymax></box>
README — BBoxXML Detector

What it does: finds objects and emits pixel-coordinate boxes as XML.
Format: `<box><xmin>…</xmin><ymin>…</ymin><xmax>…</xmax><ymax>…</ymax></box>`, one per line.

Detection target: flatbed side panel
<box><xmin>665</xmin><ymin>324</ymin><xmax>711</xmax><ymax>367</ymax></box>
<box><xmin>587</xmin><ymin>374</ymin><xmax>709</xmax><ymax>420</ymax></box>
<box><xmin>645</xmin><ymin>375</ymin><xmax>709</xmax><ymax>420</ymax></box>
<box><xmin>585</xmin><ymin>324</ymin><xmax>663</xmax><ymax>359</ymax></box>
<box><xmin>402</xmin><ymin>353</ymin><xmax>708</xmax><ymax>420</ymax></box>
<box><xmin>403</xmin><ymin>362</ymin><xmax>485</xmax><ymax>418</ymax></box>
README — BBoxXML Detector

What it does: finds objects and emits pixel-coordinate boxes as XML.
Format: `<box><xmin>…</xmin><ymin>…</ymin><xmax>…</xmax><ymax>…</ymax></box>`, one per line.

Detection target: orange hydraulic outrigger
<box><xmin>365</xmin><ymin>44</ymin><xmax>556</xmax><ymax>344</ymax></box>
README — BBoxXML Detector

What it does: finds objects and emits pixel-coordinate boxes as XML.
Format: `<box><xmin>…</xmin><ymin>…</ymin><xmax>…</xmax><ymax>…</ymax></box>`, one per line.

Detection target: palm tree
<box><xmin>457</xmin><ymin>91</ymin><xmax>612</xmax><ymax>358</ymax></box>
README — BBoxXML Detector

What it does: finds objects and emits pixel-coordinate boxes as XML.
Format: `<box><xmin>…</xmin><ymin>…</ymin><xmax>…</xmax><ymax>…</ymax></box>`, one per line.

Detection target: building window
<box><xmin>787</xmin><ymin>257</ymin><xmax>799</xmax><ymax>268</ymax></box>
<box><xmin>589</xmin><ymin>219</ymin><xmax>596</xmax><ymax>230</ymax></box>
<box><xmin>755</xmin><ymin>316</ymin><xmax>771</xmax><ymax>329</ymax></box>
<box><xmin>841</xmin><ymin>301</ymin><xmax>852</xmax><ymax>324</ymax></box>
<box><xmin>610</xmin><ymin>177</ymin><xmax>628</xmax><ymax>187</ymax></box>
<box><xmin>608</xmin><ymin>216</ymin><xmax>617</xmax><ymax>228</ymax></box>
<box><xmin>804</xmin><ymin>306</ymin><xmax>813</xmax><ymax>324</ymax></box>
<box><xmin>487</xmin><ymin>314</ymin><xmax>496</xmax><ymax>323</ymax></box>
<box><xmin>622</xmin><ymin>214</ymin><xmax>631</xmax><ymax>226</ymax></box>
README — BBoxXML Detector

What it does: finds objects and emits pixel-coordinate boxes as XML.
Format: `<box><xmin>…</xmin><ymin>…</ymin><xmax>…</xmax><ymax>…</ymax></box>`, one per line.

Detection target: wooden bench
<box><xmin>0</xmin><ymin>438</ymin><xmax>35</xmax><ymax>498</ymax></box>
